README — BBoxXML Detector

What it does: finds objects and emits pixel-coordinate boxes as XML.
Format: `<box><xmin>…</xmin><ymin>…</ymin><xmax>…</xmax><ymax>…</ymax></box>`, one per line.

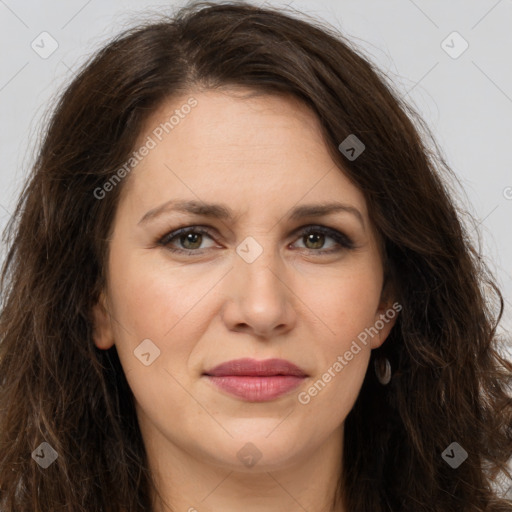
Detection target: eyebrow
<box><xmin>138</xmin><ymin>199</ymin><xmax>365</xmax><ymax>228</ymax></box>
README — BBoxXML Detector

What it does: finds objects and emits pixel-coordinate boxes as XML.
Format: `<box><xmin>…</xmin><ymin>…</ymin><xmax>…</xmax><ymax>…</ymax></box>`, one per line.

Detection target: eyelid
<box><xmin>157</xmin><ymin>223</ymin><xmax>356</xmax><ymax>254</ymax></box>
<box><xmin>157</xmin><ymin>225</ymin><xmax>216</xmax><ymax>248</ymax></box>
<box><xmin>290</xmin><ymin>224</ymin><xmax>355</xmax><ymax>250</ymax></box>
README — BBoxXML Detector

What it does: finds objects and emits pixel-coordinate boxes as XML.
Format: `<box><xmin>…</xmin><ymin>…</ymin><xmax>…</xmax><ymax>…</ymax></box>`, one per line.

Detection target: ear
<box><xmin>371</xmin><ymin>278</ymin><xmax>400</xmax><ymax>349</ymax></box>
<box><xmin>91</xmin><ymin>291</ymin><xmax>115</xmax><ymax>350</ymax></box>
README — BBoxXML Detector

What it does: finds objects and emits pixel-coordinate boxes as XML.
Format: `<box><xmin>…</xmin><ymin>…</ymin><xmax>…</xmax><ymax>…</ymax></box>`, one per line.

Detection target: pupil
<box><xmin>182</xmin><ymin>233</ymin><xmax>201</xmax><ymax>249</ymax></box>
<box><xmin>306</xmin><ymin>233</ymin><xmax>324</xmax><ymax>249</ymax></box>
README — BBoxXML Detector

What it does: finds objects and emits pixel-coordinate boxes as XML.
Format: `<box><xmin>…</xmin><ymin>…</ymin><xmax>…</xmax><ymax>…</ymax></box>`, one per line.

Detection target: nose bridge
<box><xmin>235</xmin><ymin>233</ymin><xmax>284</xmax><ymax>300</ymax></box>
<box><xmin>223</xmin><ymin>232</ymin><xmax>295</xmax><ymax>336</ymax></box>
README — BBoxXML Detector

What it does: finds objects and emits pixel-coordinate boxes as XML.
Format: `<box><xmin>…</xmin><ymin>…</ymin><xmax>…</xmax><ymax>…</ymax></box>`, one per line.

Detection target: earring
<box><xmin>374</xmin><ymin>357</ymin><xmax>392</xmax><ymax>385</ymax></box>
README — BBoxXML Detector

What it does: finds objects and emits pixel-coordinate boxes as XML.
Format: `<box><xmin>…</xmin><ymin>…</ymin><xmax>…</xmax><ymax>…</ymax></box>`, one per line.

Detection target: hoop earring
<box><xmin>374</xmin><ymin>357</ymin><xmax>392</xmax><ymax>385</ymax></box>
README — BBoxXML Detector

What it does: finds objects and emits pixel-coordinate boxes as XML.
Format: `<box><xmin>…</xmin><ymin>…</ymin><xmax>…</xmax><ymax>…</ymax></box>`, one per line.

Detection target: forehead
<box><xmin>138</xmin><ymin>88</ymin><xmax>328</xmax><ymax>161</ymax></box>
<box><xmin>120</xmin><ymin>89</ymin><xmax>369</xmax><ymax>220</ymax></box>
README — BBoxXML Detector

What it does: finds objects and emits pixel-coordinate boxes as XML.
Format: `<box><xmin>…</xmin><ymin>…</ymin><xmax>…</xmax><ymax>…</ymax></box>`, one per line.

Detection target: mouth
<box><xmin>202</xmin><ymin>358</ymin><xmax>308</xmax><ymax>402</ymax></box>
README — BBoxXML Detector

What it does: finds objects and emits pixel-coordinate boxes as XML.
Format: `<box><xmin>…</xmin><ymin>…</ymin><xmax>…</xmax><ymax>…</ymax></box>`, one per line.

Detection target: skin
<box><xmin>92</xmin><ymin>88</ymin><xmax>397</xmax><ymax>512</ymax></box>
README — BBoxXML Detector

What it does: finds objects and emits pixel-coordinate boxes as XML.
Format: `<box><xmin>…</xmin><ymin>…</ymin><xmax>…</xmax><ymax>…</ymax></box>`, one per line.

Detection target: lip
<box><xmin>205</xmin><ymin>358</ymin><xmax>307</xmax><ymax>377</ymax></box>
<box><xmin>203</xmin><ymin>358</ymin><xmax>308</xmax><ymax>402</ymax></box>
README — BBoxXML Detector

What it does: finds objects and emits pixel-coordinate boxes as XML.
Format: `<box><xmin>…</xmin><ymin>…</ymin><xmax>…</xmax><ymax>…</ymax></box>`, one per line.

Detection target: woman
<box><xmin>0</xmin><ymin>1</ymin><xmax>510</xmax><ymax>511</ymax></box>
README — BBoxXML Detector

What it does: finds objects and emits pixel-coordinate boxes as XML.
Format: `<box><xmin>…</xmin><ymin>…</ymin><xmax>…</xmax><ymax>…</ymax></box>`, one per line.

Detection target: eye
<box><xmin>157</xmin><ymin>224</ymin><xmax>355</xmax><ymax>256</ymax></box>
<box><xmin>158</xmin><ymin>226</ymin><xmax>217</xmax><ymax>254</ymax></box>
<box><xmin>291</xmin><ymin>225</ymin><xmax>355</xmax><ymax>254</ymax></box>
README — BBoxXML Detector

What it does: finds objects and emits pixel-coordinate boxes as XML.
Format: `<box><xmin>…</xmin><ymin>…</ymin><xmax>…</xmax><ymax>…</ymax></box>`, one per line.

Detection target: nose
<box><xmin>220</xmin><ymin>243</ymin><xmax>297</xmax><ymax>339</ymax></box>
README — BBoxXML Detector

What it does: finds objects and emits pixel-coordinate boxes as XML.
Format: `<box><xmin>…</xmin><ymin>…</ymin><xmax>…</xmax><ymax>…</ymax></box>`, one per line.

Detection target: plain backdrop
<box><xmin>0</xmin><ymin>0</ymin><xmax>511</xmax><ymax>346</ymax></box>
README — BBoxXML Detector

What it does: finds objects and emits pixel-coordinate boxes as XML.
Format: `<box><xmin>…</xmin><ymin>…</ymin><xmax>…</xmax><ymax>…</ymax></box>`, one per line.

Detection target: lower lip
<box><xmin>204</xmin><ymin>375</ymin><xmax>305</xmax><ymax>402</ymax></box>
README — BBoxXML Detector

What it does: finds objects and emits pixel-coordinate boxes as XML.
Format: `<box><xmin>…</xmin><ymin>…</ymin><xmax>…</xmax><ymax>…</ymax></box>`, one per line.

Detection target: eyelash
<box><xmin>157</xmin><ymin>224</ymin><xmax>355</xmax><ymax>256</ymax></box>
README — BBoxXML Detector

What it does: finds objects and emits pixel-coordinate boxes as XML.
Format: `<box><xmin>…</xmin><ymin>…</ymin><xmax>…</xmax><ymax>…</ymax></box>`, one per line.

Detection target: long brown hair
<box><xmin>1</xmin><ymin>1</ymin><xmax>511</xmax><ymax>510</ymax></box>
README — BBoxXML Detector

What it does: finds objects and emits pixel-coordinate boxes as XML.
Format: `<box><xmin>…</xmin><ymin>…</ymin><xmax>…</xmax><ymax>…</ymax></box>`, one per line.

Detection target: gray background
<box><xmin>0</xmin><ymin>0</ymin><xmax>511</xmax><ymax>334</ymax></box>
<box><xmin>0</xmin><ymin>0</ymin><xmax>511</xmax><ymax>493</ymax></box>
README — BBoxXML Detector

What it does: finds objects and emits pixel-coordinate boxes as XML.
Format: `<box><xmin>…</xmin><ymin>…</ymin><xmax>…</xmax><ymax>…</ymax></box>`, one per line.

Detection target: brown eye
<box><xmin>292</xmin><ymin>226</ymin><xmax>355</xmax><ymax>254</ymax></box>
<box><xmin>158</xmin><ymin>224</ymin><xmax>355</xmax><ymax>256</ymax></box>
<box><xmin>159</xmin><ymin>227</ymin><xmax>217</xmax><ymax>253</ymax></box>
<box><xmin>303</xmin><ymin>232</ymin><xmax>326</xmax><ymax>250</ymax></box>
<box><xmin>179</xmin><ymin>232</ymin><xmax>203</xmax><ymax>250</ymax></box>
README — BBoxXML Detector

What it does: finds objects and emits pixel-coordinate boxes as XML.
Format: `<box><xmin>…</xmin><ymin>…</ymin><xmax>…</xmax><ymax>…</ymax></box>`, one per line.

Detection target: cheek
<box><xmin>108</xmin><ymin>242</ymin><xmax>383</xmax><ymax>362</ymax></box>
<box><xmin>107</xmin><ymin>247</ymin><xmax>217</xmax><ymax>340</ymax></box>
<box><xmin>105</xmin><ymin>253</ymin><xmax>209</xmax><ymax>424</ymax></box>
<box><xmin>300</xmin><ymin>263</ymin><xmax>383</xmax><ymax>343</ymax></box>
<box><xmin>294</xmin><ymin>268</ymin><xmax>380</xmax><ymax>421</ymax></box>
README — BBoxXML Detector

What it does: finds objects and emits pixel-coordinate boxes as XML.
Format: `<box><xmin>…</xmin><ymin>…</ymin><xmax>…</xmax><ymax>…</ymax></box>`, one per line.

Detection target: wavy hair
<box><xmin>1</xmin><ymin>1</ymin><xmax>511</xmax><ymax>510</ymax></box>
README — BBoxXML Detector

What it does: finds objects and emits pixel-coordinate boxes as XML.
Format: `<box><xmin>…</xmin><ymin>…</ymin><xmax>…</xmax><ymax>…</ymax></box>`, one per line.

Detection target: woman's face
<box><xmin>93</xmin><ymin>89</ymin><xmax>396</xmax><ymax>473</ymax></box>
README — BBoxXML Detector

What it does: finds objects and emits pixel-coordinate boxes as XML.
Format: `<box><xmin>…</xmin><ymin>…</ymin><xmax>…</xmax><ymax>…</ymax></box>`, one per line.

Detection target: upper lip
<box><xmin>203</xmin><ymin>358</ymin><xmax>308</xmax><ymax>377</ymax></box>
